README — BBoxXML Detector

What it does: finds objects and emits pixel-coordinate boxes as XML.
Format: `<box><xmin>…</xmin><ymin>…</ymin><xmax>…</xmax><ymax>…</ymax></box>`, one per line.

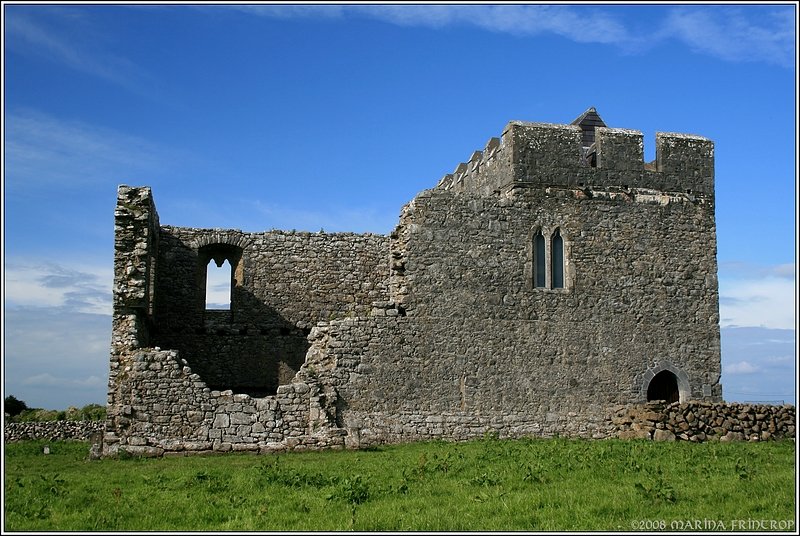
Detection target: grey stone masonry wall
<box><xmin>103</xmin><ymin>347</ymin><xmax>344</xmax><ymax>457</ymax></box>
<box><xmin>112</xmin><ymin>186</ymin><xmax>159</xmax><ymax>350</ymax></box>
<box><xmin>150</xmin><ymin>227</ymin><xmax>388</xmax><ymax>396</ymax></box>
<box><xmin>105</xmin><ymin>109</ymin><xmax>728</xmax><ymax>457</ymax></box>
<box><xmin>153</xmin><ymin>227</ymin><xmax>389</xmax><ymax>332</ymax></box>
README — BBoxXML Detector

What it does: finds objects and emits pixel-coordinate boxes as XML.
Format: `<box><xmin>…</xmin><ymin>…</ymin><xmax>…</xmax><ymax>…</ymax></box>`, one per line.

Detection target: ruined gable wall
<box><xmin>111</xmin><ymin>186</ymin><xmax>160</xmax><ymax>350</ymax></box>
<box><xmin>150</xmin><ymin>227</ymin><xmax>389</xmax><ymax>396</ymax></box>
<box><xmin>105</xmin><ymin>187</ymin><xmax>387</xmax><ymax>456</ymax></box>
<box><xmin>106</xmin><ymin>186</ymin><xmax>161</xmax><ymax>454</ymax></box>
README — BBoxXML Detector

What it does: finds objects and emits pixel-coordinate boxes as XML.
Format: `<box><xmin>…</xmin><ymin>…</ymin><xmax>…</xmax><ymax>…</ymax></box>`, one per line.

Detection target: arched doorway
<box><xmin>647</xmin><ymin>370</ymin><xmax>680</xmax><ymax>403</ymax></box>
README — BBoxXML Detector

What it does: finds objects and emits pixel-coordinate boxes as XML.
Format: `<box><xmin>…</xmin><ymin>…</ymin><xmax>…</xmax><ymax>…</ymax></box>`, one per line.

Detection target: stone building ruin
<box><xmin>104</xmin><ymin>108</ymin><xmax>723</xmax><ymax>456</ymax></box>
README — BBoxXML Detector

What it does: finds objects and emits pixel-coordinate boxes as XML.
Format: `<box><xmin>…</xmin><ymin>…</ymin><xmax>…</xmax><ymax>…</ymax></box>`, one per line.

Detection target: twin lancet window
<box><xmin>533</xmin><ymin>228</ymin><xmax>565</xmax><ymax>289</ymax></box>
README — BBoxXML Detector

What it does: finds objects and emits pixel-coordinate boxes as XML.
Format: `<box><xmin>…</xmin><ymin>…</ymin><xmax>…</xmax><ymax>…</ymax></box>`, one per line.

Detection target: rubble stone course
<box><xmin>100</xmin><ymin>109</ymin><xmax>794</xmax><ymax>458</ymax></box>
<box><xmin>4</xmin><ymin>421</ymin><xmax>105</xmax><ymax>442</ymax></box>
<box><xmin>614</xmin><ymin>401</ymin><xmax>795</xmax><ymax>442</ymax></box>
<box><xmin>7</xmin><ymin>401</ymin><xmax>793</xmax><ymax>448</ymax></box>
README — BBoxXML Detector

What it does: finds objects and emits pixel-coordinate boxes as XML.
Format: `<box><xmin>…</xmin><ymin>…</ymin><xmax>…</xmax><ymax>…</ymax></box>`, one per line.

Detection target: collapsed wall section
<box><xmin>103</xmin><ymin>346</ymin><xmax>344</xmax><ymax>457</ymax></box>
<box><xmin>151</xmin><ymin>227</ymin><xmax>389</xmax><ymax>396</ymax></box>
<box><xmin>105</xmin><ymin>186</ymin><xmax>388</xmax><ymax>456</ymax></box>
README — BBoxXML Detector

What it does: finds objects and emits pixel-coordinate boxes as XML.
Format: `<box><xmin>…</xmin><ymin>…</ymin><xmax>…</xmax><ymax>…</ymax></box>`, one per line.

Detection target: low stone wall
<box><xmin>344</xmin><ymin>402</ymin><xmax>796</xmax><ymax>448</ymax></box>
<box><xmin>4</xmin><ymin>421</ymin><xmax>106</xmax><ymax>442</ymax></box>
<box><xmin>614</xmin><ymin>401</ymin><xmax>796</xmax><ymax>442</ymax></box>
<box><xmin>12</xmin><ymin>401</ymin><xmax>785</xmax><ymax>456</ymax></box>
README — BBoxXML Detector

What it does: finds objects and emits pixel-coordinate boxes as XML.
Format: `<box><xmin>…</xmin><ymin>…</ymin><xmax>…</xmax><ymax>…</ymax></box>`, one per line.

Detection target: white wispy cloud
<box><xmin>4</xmin><ymin>259</ymin><xmax>113</xmax><ymax>315</ymax></box>
<box><xmin>5</xmin><ymin>10</ymin><xmax>151</xmax><ymax>92</ymax></box>
<box><xmin>4</xmin><ymin>305</ymin><xmax>111</xmax><ymax>409</ymax></box>
<box><xmin>228</xmin><ymin>4</ymin><xmax>346</xmax><ymax>19</ymax></box>
<box><xmin>660</xmin><ymin>8</ymin><xmax>794</xmax><ymax>68</ymax></box>
<box><xmin>363</xmin><ymin>5</ymin><xmax>630</xmax><ymax>44</ymax></box>
<box><xmin>718</xmin><ymin>263</ymin><xmax>796</xmax><ymax>330</ymax></box>
<box><xmin>725</xmin><ymin>360</ymin><xmax>760</xmax><ymax>375</ymax></box>
<box><xmin>5</xmin><ymin>109</ymin><xmax>168</xmax><ymax>190</ymax></box>
<box><xmin>235</xmin><ymin>4</ymin><xmax>628</xmax><ymax>42</ymax></box>
<box><xmin>234</xmin><ymin>4</ymin><xmax>794</xmax><ymax>68</ymax></box>
<box><xmin>764</xmin><ymin>355</ymin><xmax>794</xmax><ymax>364</ymax></box>
<box><xmin>719</xmin><ymin>262</ymin><xmax>795</xmax><ymax>280</ymax></box>
<box><xmin>720</xmin><ymin>326</ymin><xmax>795</xmax><ymax>404</ymax></box>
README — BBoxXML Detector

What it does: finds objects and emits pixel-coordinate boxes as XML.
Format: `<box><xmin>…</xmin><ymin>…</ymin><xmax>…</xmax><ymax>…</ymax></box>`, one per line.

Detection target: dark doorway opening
<box><xmin>647</xmin><ymin>370</ymin><xmax>680</xmax><ymax>403</ymax></box>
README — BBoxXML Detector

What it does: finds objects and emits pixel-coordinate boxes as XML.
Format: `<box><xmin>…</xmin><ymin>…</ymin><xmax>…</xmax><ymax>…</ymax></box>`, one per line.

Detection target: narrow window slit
<box><xmin>551</xmin><ymin>229</ymin><xmax>564</xmax><ymax>289</ymax></box>
<box><xmin>534</xmin><ymin>230</ymin><xmax>546</xmax><ymax>288</ymax></box>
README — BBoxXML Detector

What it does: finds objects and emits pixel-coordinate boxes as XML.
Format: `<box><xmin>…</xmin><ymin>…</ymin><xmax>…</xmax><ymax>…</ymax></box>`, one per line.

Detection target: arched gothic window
<box><xmin>534</xmin><ymin>230</ymin><xmax>546</xmax><ymax>288</ymax></box>
<box><xmin>197</xmin><ymin>243</ymin><xmax>243</xmax><ymax>313</ymax></box>
<box><xmin>551</xmin><ymin>228</ymin><xmax>564</xmax><ymax>289</ymax></box>
<box><xmin>530</xmin><ymin>226</ymin><xmax>569</xmax><ymax>291</ymax></box>
<box><xmin>205</xmin><ymin>258</ymin><xmax>232</xmax><ymax>310</ymax></box>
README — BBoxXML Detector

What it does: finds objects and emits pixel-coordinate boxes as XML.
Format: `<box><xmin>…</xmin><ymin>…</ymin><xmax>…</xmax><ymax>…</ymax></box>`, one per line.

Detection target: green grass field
<box><xmin>3</xmin><ymin>436</ymin><xmax>796</xmax><ymax>531</ymax></box>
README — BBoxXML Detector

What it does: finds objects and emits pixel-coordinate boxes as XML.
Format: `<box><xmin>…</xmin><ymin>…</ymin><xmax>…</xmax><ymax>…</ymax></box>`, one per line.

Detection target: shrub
<box><xmin>76</xmin><ymin>404</ymin><xmax>106</xmax><ymax>421</ymax></box>
<box><xmin>9</xmin><ymin>404</ymin><xmax>106</xmax><ymax>423</ymax></box>
<box><xmin>4</xmin><ymin>395</ymin><xmax>28</xmax><ymax>417</ymax></box>
<box><xmin>15</xmin><ymin>409</ymin><xmax>60</xmax><ymax>422</ymax></box>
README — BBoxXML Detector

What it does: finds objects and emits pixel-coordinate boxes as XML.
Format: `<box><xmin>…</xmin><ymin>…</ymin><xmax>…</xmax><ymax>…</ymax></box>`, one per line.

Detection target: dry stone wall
<box><xmin>615</xmin><ymin>401</ymin><xmax>796</xmax><ymax>442</ymax></box>
<box><xmin>104</xmin><ymin>110</ymin><xmax>738</xmax><ymax>457</ymax></box>
<box><xmin>4</xmin><ymin>421</ymin><xmax>106</xmax><ymax>442</ymax></box>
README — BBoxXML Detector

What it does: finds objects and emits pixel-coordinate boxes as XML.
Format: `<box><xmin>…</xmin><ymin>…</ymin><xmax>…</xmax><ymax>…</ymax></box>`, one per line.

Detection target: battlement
<box><xmin>436</xmin><ymin>109</ymin><xmax>714</xmax><ymax>196</ymax></box>
<box><xmin>436</xmin><ymin>135</ymin><xmax>509</xmax><ymax>196</ymax></box>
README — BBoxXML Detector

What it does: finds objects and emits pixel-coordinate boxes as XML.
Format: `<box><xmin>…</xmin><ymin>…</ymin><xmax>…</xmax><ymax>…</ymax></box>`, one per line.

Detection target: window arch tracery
<box><xmin>528</xmin><ymin>226</ymin><xmax>570</xmax><ymax>291</ymax></box>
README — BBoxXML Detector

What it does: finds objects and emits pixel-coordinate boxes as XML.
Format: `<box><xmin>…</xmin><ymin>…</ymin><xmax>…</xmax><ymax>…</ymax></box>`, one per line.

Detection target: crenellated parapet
<box><xmin>436</xmin><ymin>135</ymin><xmax>509</xmax><ymax>196</ymax></box>
<box><xmin>505</xmin><ymin>121</ymin><xmax>585</xmax><ymax>186</ymax></box>
<box><xmin>594</xmin><ymin>127</ymin><xmax>643</xmax><ymax>172</ymax></box>
<box><xmin>654</xmin><ymin>132</ymin><xmax>715</xmax><ymax>194</ymax></box>
<box><xmin>434</xmin><ymin>109</ymin><xmax>714</xmax><ymax>197</ymax></box>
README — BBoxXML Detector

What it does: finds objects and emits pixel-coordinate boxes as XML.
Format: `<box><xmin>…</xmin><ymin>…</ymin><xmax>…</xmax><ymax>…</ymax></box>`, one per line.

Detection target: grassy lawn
<box><xmin>3</xmin><ymin>436</ymin><xmax>796</xmax><ymax>531</ymax></box>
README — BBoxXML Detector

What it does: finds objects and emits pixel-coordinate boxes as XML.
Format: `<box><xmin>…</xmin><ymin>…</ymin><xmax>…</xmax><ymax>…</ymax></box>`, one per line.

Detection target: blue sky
<box><xmin>3</xmin><ymin>3</ymin><xmax>797</xmax><ymax>410</ymax></box>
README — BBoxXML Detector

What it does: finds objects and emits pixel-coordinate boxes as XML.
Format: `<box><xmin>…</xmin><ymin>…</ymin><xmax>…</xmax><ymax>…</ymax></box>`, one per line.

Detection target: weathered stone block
<box><xmin>212</xmin><ymin>414</ymin><xmax>229</xmax><ymax>428</ymax></box>
<box><xmin>120</xmin><ymin>445</ymin><xmax>164</xmax><ymax>457</ymax></box>
<box><xmin>653</xmin><ymin>429</ymin><xmax>676</xmax><ymax>442</ymax></box>
<box><xmin>230</xmin><ymin>413</ymin><xmax>251</xmax><ymax>425</ymax></box>
<box><xmin>720</xmin><ymin>431</ymin><xmax>744</xmax><ymax>442</ymax></box>
<box><xmin>618</xmin><ymin>429</ymin><xmax>651</xmax><ymax>440</ymax></box>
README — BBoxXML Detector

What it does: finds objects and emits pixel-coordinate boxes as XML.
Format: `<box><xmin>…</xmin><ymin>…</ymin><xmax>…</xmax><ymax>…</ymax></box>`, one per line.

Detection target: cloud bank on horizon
<box><xmin>3</xmin><ymin>4</ymin><xmax>796</xmax><ymax>409</ymax></box>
